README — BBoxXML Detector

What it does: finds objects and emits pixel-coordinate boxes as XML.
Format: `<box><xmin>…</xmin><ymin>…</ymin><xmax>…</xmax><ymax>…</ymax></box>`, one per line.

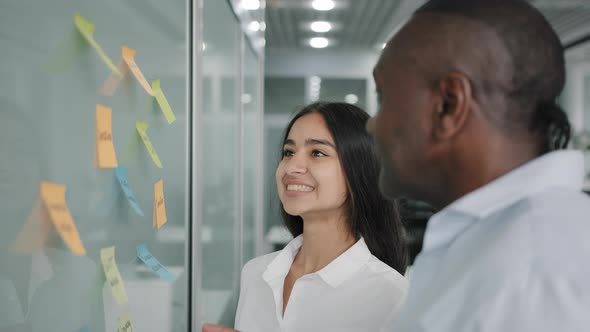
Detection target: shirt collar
<box><xmin>262</xmin><ymin>235</ymin><xmax>373</xmax><ymax>288</ymax></box>
<box><xmin>423</xmin><ymin>150</ymin><xmax>585</xmax><ymax>252</ymax></box>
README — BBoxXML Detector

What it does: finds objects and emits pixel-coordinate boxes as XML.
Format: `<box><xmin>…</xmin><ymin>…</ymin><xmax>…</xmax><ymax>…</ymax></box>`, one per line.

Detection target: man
<box><xmin>204</xmin><ymin>0</ymin><xmax>590</xmax><ymax>331</ymax></box>
<box><xmin>367</xmin><ymin>0</ymin><xmax>590</xmax><ymax>331</ymax></box>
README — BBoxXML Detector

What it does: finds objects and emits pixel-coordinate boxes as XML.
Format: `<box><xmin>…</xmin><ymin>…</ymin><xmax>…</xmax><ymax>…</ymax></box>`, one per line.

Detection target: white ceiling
<box><xmin>264</xmin><ymin>0</ymin><xmax>590</xmax><ymax>53</ymax></box>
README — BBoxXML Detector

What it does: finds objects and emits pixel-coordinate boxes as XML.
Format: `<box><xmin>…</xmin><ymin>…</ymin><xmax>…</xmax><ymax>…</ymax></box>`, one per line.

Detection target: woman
<box><xmin>206</xmin><ymin>102</ymin><xmax>408</xmax><ymax>332</ymax></box>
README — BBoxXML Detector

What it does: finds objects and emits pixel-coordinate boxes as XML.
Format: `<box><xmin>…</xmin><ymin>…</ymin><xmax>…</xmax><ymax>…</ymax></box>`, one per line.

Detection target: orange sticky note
<box><xmin>153</xmin><ymin>179</ymin><xmax>167</xmax><ymax>229</ymax></box>
<box><xmin>99</xmin><ymin>58</ymin><xmax>129</xmax><ymax>96</ymax></box>
<box><xmin>11</xmin><ymin>199</ymin><xmax>53</xmax><ymax>254</ymax></box>
<box><xmin>122</xmin><ymin>46</ymin><xmax>154</xmax><ymax>96</ymax></box>
<box><xmin>39</xmin><ymin>181</ymin><xmax>86</xmax><ymax>256</ymax></box>
<box><xmin>96</xmin><ymin>105</ymin><xmax>118</xmax><ymax>168</ymax></box>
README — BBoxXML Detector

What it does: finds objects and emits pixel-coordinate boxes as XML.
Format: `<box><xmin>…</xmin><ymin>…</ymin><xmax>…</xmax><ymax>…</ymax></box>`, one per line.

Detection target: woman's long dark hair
<box><xmin>279</xmin><ymin>102</ymin><xmax>408</xmax><ymax>274</ymax></box>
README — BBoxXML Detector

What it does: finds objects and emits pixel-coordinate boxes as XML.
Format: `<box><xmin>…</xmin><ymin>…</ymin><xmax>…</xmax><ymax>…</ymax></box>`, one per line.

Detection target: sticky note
<box><xmin>96</xmin><ymin>105</ymin><xmax>118</xmax><ymax>168</ymax></box>
<box><xmin>74</xmin><ymin>14</ymin><xmax>121</xmax><ymax>76</ymax></box>
<box><xmin>100</xmin><ymin>246</ymin><xmax>128</xmax><ymax>305</ymax></box>
<box><xmin>153</xmin><ymin>179</ymin><xmax>167</xmax><ymax>229</ymax></box>
<box><xmin>114</xmin><ymin>166</ymin><xmax>144</xmax><ymax>217</ymax></box>
<box><xmin>118</xmin><ymin>311</ymin><xmax>134</xmax><ymax>332</ymax></box>
<box><xmin>136</xmin><ymin>244</ymin><xmax>176</xmax><ymax>282</ymax></box>
<box><xmin>152</xmin><ymin>80</ymin><xmax>176</xmax><ymax>124</ymax></box>
<box><xmin>11</xmin><ymin>199</ymin><xmax>52</xmax><ymax>254</ymax></box>
<box><xmin>136</xmin><ymin>121</ymin><xmax>163</xmax><ymax>168</ymax></box>
<box><xmin>122</xmin><ymin>46</ymin><xmax>154</xmax><ymax>96</ymax></box>
<box><xmin>39</xmin><ymin>181</ymin><xmax>86</xmax><ymax>255</ymax></box>
<box><xmin>99</xmin><ymin>59</ymin><xmax>128</xmax><ymax>96</ymax></box>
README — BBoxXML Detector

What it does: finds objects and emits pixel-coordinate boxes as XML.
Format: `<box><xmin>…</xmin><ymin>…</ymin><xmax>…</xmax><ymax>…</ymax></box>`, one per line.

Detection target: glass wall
<box><xmin>0</xmin><ymin>0</ymin><xmax>189</xmax><ymax>331</ymax></box>
<box><xmin>0</xmin><ymin>0</ymin><xmax>265</xmax><ymax>331</ymax></box>
<box><xmin>194</xmin><ymin>0</ymin><xmax>265</xmax><ymax>329</ymax></box>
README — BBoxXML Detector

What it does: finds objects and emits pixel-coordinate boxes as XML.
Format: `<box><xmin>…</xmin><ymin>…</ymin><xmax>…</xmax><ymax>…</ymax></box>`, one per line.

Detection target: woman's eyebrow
<box><xmin>283</xmin><ymin>138</ymin><xmax>335</xmax><ymax>149</ymax></box>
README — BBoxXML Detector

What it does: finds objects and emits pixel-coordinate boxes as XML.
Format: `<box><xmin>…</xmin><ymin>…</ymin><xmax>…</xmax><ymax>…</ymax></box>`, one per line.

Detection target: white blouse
<box><xmin>234</xmin><ymin>235</ymin><xmax>408</xmax><ymax>332</ymax></box>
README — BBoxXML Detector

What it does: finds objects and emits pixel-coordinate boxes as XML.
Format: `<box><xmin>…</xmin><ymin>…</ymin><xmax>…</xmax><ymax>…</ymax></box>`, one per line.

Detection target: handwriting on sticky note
<box><xmin>154</xmin><ymin>179</ymin><xmax>167</xmax><ymax>229</ymax></box>
<box><xmin>114</xmin><ymin>166</ymin><xmax>144</xmax><ymax>217</ymax></box>
<box><xmin>136</xmin><ymin>121</ymin><xmax>163</xmax><ymax>168</ymax></box>
<box><xmin>100</xmin><ymin>246</ymin><xmax>128</xmax><ymax>305</ymax></box>
<box><xmin>74</xmin><ymin>14</ymin><xmax>121</xmax><ymax>76</ymax></box>
<box><xmin>118</xmin><ymin>311</ymin><xmax>134</xmax><ymax>332</ymax></box>
<box><xmin>39</xmin><ymin>181</ymin><xmax>86</xmax><ymax>255</ymax></box>
<box><xmin>136</xmin><ymin>244</ymin><xmax>176</xmax><ymax>282</ymax></box>
<box><xmin>122</xmin><ymin>46</ymin><xmax>154</xmax><ymax>96</ymax></box>
<box><xmin>96</xmin><ymin>105</ymin><xmax>118</xmax><ymax>168</ymax></box>
<box><xmin>151</xmin><ymin>80</ymin><xmax>176</xmax><ymax>124</ymax></box>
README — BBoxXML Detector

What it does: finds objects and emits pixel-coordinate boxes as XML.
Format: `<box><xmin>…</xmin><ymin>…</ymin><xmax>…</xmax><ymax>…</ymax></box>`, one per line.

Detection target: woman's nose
<box><xmin>285</xmin><ymin>154</ymin><xmax>307</xmax><ymax>174</ymax></box>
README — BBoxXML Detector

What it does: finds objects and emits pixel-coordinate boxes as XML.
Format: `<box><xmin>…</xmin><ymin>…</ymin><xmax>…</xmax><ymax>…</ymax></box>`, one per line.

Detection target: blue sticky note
<box><xmin>136</xmin><ymin>243</ymin><xmax>176</xmax><ymax>282</ymax></box>
<box><xmin>80</xmin><ymin>326</ymin><xmax>89</xmax><ymax>332</ymax></box>
<box><xmin>115</xmin><ymin>166</ymin><xmax>144</xmax><ymax>217</ymax></box>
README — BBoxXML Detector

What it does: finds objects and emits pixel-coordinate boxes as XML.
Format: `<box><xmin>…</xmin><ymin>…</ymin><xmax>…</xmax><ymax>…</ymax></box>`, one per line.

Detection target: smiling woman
<box><xmin>226</xmin><ymin>102</ymin><xmax>409</xmax><ymax>332</ymax></box>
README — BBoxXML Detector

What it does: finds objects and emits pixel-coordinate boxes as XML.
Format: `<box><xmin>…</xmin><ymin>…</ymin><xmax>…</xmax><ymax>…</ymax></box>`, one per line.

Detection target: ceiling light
<box><xmin>260</xmin><ymin>22</ymin><xmax>266</xmax><ymax>31</ymax></box>
<box><xmin>248</xmin><ymin>21</ymin><xmax>261</xmax><ymax>32</ymax></box>
<box><xmin>312</xmin><ymin>0</ymin><xmax>335</xmax><ymax>11</ymax></box>
<box><xmin>310</xmin><ymin>21</ymin><xmax>332</xmax><ymax>33</ymax></box>
<box><xmin>202</xmin><ymin>43</ymin><xmax>207</xmax><ymax>51</ymax></box>
<box><xmin>242</xmin><ymin>0</ymin><xmax>260</xmax><ymax>10</ymax></box>
<box><xmin>309</xmin><ymin>76</ymin><xmax>321</xmax><ymax>85</ymax></box>
<box><xmin>381</xmin><ymin>43</ymin><xmax>387</xmax><ymax>49</ymax></box>
<box><xmin>345</xmin><ymin>94</ymin><xmax>359</xmax><ymax>104</ymax></box>
<box><xmin>309</xmin><ymin>37</ymin><xmax>329</xmax><ymax>48</ymax></box>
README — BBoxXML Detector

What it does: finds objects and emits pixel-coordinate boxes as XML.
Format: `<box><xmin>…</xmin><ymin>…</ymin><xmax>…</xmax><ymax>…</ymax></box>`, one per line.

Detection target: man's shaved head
<box><xmin>414</xmin><ymin>0</ymin><xmax>568</xmax><ymax>149</ymax></box>
<box><xmin>368</xmin><ymin>0</ymin><xmax>571</xmax><ymax>206</ymax></box>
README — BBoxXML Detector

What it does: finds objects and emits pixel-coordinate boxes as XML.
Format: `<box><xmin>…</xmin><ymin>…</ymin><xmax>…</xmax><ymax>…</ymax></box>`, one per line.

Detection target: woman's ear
<box><xmin>432</xmin><ymin>72</ymin><xmax>472</xmax><ymax>141</ymax></box>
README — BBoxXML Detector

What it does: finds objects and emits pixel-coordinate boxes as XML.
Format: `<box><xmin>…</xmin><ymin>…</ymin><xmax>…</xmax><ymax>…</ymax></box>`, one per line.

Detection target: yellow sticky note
<box><xmin>99</xmin><ymin>58</ymin><xmax>129</xmax><ymax>96</ymax></box>
<box><xmin>100</xmin><ymin>246</ymin><xmax>128</xmax><ymax>305</ymax></box>
<box><xmin>74</xmin><ymin>13</ymin><xmax>121</xmax><ymax>76</ymax></box>
<box><xmin>152</xmin><ymin>80</ymin><xmax>176</xmax><ymax>124</ymax></box>
<box><xmin>39</xmin><ymin>181</ymin><xmax>86</xmax><ymax>256</ymax></box>
<box><xmin>96</xmin><ymin>105</ymin><xmax>118</xmax><ymax>168</ymax></box>
<box><xmin>154</xmin><ymin>179</ymin><xmax>167</xmax><ymax>229</ymax></box>
<box><xmin>118</xmin><ymin>311</ymin><xmax>134</xmax><ymax>332</ymax></box>
<box><xmin>122</xmin><ymin>46</ymin><xmax>154</xmax><ymax>96</ymax></box>
<box><xmin>136</xmin><ymin>121</ymin><xmax>163</xmax><ymax>168</ymax></box>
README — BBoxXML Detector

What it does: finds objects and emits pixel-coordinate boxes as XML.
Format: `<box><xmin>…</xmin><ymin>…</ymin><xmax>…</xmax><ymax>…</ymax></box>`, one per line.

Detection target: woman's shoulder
<box><xmin>363</xmin><ymin>255</ymin><xmax>409</xmax><ymax>292</ymax></box>
<box><xmin>241</xmin><ymin>251</ymin><xmax>281</xmax><ymax>278</ymax></box>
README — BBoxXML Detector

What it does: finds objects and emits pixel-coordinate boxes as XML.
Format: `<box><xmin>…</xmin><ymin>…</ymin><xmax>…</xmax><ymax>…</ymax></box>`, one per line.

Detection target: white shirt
<box><xmin>388</xmin><ymin>151</ymin><xmax>590</xmax><ymax>332</ymax></box>
<box><xmin>235</xmin><ymin>235</ymin><xmax>408</xmax><ymax>332</ymax></box>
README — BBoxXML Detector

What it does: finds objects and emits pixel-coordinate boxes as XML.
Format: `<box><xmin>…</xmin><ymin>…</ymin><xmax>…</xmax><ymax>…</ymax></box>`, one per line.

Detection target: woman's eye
<box><xmin>311</xmin><ymin>150</ymin><xmax>327</xmax><ymax>157</ymax></box>
<box><xmin>282</xmin><ymin>149</ymin><xmax>294</xmax><ymax>157</ymax></box>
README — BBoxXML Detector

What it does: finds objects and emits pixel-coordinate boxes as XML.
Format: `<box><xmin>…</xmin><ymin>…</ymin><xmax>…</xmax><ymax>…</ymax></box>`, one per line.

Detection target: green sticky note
<box><xmin>152</xmin><ymin>80</ymin><xmax>176</xmax><ymax>124</ymax></box>
<box><xmin>136</xmin><ymin>121</ymin><xmax>163</xmax><ymax>168</ymax></box>
<box><xmin>74</xmin><ymin>13</ymin><xmax>121</xmax><ymax>76</ymax></box>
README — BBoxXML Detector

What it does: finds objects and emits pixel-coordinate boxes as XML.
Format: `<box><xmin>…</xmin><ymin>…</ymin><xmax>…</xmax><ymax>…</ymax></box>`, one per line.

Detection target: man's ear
<box><xmin>432</xmin><ymin>72</ymin><xmax>472</xmax><ymax>141</ymax></box>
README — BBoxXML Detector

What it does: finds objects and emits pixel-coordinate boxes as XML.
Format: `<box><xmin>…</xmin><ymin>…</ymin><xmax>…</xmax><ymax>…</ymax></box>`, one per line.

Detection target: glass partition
<box><xmin>0</xmin><ymin>0</ymin><xmax>189</xmax><ymax>331</ymax></box>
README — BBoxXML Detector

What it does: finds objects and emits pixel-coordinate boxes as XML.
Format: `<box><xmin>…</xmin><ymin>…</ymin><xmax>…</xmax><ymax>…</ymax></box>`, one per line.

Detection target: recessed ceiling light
<box><xmin>309</xmin><ymin>37</ymin><xmax>329</xmax><ymax>48</ymax></box>
<box><xmin>312</xmin><ymin>0</ymin><xmax>335</xmax><ymax>11</ymax></box>
<box><xmin>248</xmin><ymin>21</ymin><xmax>261</xmax><ymax>32</ymax></box>
<box><xmin>242</xmin><ymin>0</ymin><xmax>260</xmax><ymax>10</ymax></box>
<box><xmin>345</xmin><ymin>94</ymin><xmax>359</xmax><ymax>104</ymax></box>
<box><xmin>310</xmin><ymin>21</ymin><xmax>332</xmax><ymax>33</ymax></box>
